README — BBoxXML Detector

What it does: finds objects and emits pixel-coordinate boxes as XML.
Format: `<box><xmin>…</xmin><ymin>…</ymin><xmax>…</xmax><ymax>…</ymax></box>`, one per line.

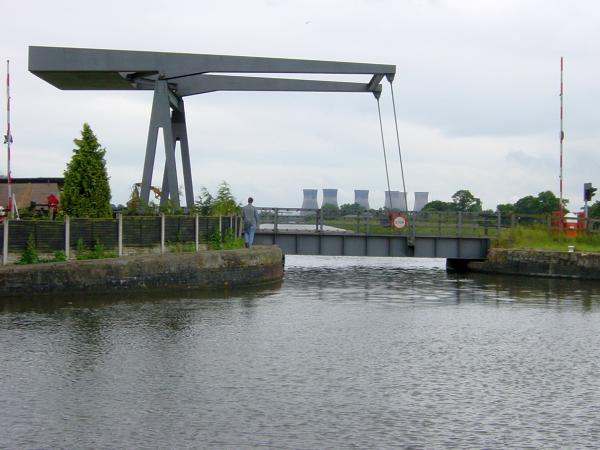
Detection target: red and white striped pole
<box><xmin>5</xmin><ymin>59</ymin><xmax>12</xmax><ymax>216</ymax></box>
<box><xmin>559</xmin><ymin>56</ymin><xmax>564</xmax><ymax>211</ymax></box>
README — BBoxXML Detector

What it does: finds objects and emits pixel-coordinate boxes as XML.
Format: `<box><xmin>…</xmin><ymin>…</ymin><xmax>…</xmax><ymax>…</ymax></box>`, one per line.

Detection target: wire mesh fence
<box><xmin>1</xmin><ymin>214</ymin><xmax>240</xmax><ymax>263</ymax></box>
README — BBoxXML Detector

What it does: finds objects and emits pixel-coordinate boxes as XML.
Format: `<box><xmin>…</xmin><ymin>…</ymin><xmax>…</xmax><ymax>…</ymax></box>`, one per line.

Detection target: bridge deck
<box><xmin>254</xmin><ymin>231</ymin><xmax>489</xmax><ymax>260</ymax></box>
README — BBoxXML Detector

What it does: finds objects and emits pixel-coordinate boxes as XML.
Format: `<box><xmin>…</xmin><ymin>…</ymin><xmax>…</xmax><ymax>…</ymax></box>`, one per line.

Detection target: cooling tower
<box><xmin>301</xmin><ymin>189</ymin><xmax>319</xmax><ymax>209</ymax></box>
<box><xmin>413</xmin><ymin>192</ymin><xmax>429</xmax><ymax>212</ymax></box>
<box><xmin>384</xmin><ymin>191</ymin><xmax>407</xmax><ymax>211</ymax></box>
<box><xmin>322</xmin><ymin>189</ymin><xmax>339</xmax><ymax>208</ymax></box>
<box><xmin>354</xmin><ymin>190</ymin><xmax>370</xmax><ymax>210</ymax></box>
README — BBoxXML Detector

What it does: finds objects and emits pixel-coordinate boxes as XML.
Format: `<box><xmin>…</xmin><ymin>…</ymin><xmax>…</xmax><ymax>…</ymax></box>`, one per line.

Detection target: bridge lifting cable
<box><xmin>375</xmin><ymin>92</ymin><xmax>394</xmax><ymax>212</ymax></box>
<box><xmin>387</xmin><ymin>76</ymin><xmax>409</xmax><ymax>213</ymax></box>
<box><xmin>374</xmin><ymin>77</ymin><xmax>409</xmax><ymax>214</ymax></box>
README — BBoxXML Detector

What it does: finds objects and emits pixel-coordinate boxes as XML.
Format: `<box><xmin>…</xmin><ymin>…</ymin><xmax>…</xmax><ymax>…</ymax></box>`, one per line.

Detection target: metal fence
<box><xmin>1</xmin><ymin>214</ymin><xmax>240</xmax><ymax>265</ymax></box>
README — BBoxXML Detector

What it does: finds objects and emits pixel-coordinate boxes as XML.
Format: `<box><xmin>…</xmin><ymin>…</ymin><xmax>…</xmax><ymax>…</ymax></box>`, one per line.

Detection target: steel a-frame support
<box><xmin>141</xmin><ymin>80</ymin><xmax>194</xmax><ymax>209</ymax></box>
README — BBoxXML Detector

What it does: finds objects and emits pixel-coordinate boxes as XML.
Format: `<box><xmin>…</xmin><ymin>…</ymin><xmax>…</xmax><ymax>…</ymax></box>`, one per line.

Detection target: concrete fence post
<box><xmin>117</xmin><ymin>213</ymin><xmax>123</xmax><ymax>257</ymax></box>
<box><xmin>497</xmin><ymin>211</ymin><xmax>502</xmax><ymax>238</ymax></box>
<box><xmin>160</xmin><ymin>213</ymin><xmax>165</xmax><ymax>254</ymax></box>
<box><xmin>274</xmin><ymin>208</ymin><xmax>279</xmax><ymax>233</ymax></box>
<box><xmin>65</xmin><ymin>216</ymin><xmax>70</xmax><ymax>260</ymax></box>
<box><xmin>195</xmin><ymin>214</ymin><xmax>199</xmax><ymax>252</ymax></box>
<box><xmin>318</xmin><ymin>209</ymin><xmax>324</xmax><ymax>232</ymax></box>
<box><xmin>2</xmin><ymin>219</ymin><xmax>8</xmax><ymax>266</ymax></box>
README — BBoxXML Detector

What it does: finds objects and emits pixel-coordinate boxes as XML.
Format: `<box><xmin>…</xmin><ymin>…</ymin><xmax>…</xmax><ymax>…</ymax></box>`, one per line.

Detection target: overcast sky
<box><xmin>2</xmin><ymin>0</ymin><xmax>599</xmax><ymax>211</ymax></box>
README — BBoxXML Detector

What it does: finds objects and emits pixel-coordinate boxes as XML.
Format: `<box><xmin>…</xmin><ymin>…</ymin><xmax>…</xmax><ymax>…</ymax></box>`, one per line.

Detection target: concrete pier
<box><xmin>0</xmin><ymin>246</ymin><xmax>284</xmax><ymax>295</ymax></box>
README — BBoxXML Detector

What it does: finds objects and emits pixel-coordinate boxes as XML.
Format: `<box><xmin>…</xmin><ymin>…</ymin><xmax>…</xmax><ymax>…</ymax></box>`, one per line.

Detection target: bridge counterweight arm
<box><xmin>173</xmin><ymin>74</ymin><xmax>382</xmax><ymax>96</ymax></box>
<box><xmin>29</xmin><ymin>46</ymin><xmax>395</xmax><ymax>90</ymax></box>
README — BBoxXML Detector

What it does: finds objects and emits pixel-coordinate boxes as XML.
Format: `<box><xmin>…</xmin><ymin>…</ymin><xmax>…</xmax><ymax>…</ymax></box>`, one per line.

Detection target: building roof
<box><xmin>0</xmin><ymin>177</ymin><xmax>64</xmax><ymax>186</ymax></box>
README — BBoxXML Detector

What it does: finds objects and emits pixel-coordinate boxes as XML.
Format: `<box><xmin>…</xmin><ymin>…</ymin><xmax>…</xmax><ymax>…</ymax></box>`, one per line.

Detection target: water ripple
<box><xmin>1</xmin><ymin>255</ymin><xmax>600</xmax><ymax>448</ymax></box>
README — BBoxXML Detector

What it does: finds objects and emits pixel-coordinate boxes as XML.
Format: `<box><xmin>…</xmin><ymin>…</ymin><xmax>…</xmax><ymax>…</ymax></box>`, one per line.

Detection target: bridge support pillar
<box><xmin>446</xmin><ymin>258</ymin><xmax>474</xmax><ymax>272</ymax></box>
<box><xmin>160</xmin><ymin>98</ymin><xmax>194</xmax><ymax>210</ymax></box>
<box><xmin>141</xmin><ymin>79</ymin><xmax>195</xmax><ymax>209</ymax></box>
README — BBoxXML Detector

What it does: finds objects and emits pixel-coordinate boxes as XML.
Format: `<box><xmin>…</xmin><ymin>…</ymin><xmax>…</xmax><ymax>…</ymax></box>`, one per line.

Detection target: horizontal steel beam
<box><xmin>254</xmin><ymin>231</ymin><xmax>490</xmax><ymax>260</ymax></box>
<box><xmin>29</xmin><ymin>46</ymin><xmax>396</xmax><ymax>94</ymax></box>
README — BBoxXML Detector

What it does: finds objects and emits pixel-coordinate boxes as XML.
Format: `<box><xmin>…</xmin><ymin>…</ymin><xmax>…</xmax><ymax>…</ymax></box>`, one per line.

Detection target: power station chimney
<box><xmin>413</xmin><ymin>192</ymin><xmax>429</xmax><ymax>212</ymax></box>
<box><xmin>354</xmin><ymin>190</ymin><xmax>369</xmax><ymax>210</ymax></box>
<box><xmin>301</xmin><ymin>189</ymin><xmax>319</xmax><ymax>209</ymax></box>
<box><xmin>322</xmin><ymin>189</ymin><xmax>338</xmax><ymax>208</ymax></box>
<box><xmin>384</xmin><ymin>191</ymin><xmax>407</xmax><ymax>211</ymax></box>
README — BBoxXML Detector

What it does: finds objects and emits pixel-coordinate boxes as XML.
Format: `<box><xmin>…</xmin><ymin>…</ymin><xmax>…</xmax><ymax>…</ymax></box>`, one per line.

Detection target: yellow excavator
<box><xmin>127</xmin><ymin>183</ymin><xmax>162</xmax><ymax>209</ymax></box>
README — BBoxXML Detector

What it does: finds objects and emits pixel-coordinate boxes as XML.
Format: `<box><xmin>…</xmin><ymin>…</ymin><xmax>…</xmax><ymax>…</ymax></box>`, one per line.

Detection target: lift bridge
<box><xmin>28</xmin><ymin>46</ymin><xmax>490</xmax><ymax>264</ymax></box>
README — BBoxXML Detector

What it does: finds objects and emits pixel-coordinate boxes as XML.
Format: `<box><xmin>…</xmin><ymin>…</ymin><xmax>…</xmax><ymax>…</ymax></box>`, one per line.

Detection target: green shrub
<box><xmin>222</xmin><ymin>228</ymin><xmax>244</xmax><ymax>249</ymax></box>
<box><xmin>75</xmin><ymin>238</ymin><xmax>116</xmax><ymax>260</ymax></box>
<box><xmin>53</xmin><ymin>250</ymin><xmax>67</xmax><ymax>262</ymax></box>
<box><xmin>208</xmin><ymin>229</ymin><xmax>223</xmax><ymax>250</ymax></box>
<box><xmin>17</xmin><ymin>234</ymin><xmax>39</xmax><ymax>265</ymax></box>
<box><xmin>75</xmin><ymin>238</ymin><xmax>87</xmax><ymax>260</ymax></box>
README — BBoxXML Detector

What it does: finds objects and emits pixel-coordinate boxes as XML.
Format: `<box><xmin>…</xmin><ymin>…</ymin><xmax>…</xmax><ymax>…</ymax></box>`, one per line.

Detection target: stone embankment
<box><xmin>468</xmin><ymin>248</ymin><xmax>600</xmax><ymax>280</ymax></box>
<box><xmin>0</xmin><ymin>245</ymin><xmax>284</xmax><ymax>295</ymax></box>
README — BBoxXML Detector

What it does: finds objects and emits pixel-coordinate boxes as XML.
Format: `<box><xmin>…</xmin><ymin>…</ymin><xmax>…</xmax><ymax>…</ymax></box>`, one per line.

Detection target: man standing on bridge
<box><xmin>242</xmin><ymin>197</ymin><xmax>260</xmax><ymax>248</ymax></box>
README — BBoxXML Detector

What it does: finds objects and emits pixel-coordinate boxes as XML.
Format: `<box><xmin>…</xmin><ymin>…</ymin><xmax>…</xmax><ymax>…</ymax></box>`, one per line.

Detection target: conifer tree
<box><xmin>61</xmin><ymin>123</ymin><xmax>112</xmax><ymax>218</ymax></box>
<box><xmin>212</xmin><ymin>181</ymin><xmax>241</xmax><ymax>215</ymax></box>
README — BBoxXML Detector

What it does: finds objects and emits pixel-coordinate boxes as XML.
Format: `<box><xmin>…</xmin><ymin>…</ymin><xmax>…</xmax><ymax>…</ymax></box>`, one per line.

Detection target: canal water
<box><xmin>1</xmin><ymin>256</ymin><xmax>600</xmax><ymax>448</ymax></box>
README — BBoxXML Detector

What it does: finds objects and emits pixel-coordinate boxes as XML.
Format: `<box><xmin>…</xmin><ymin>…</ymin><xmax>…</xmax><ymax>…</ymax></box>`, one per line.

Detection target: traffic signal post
<box><xmin>584</xmin><ymin>183</ymin><xmax>597</xmax><ymax>225</ymax></box>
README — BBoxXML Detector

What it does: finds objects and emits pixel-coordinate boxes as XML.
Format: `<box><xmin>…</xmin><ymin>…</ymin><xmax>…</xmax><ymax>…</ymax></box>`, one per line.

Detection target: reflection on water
<box><xmin>1</xmin><ymin>256</ymin><xmax>600</xmax><ymax>448</ymax></box>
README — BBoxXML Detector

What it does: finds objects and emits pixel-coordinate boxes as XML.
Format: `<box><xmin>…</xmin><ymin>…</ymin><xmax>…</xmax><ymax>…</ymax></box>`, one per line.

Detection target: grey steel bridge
<box><xmin>252</xmin><ymin>208</ymin><xmax>493</xmax><ymax>263</ymax></box>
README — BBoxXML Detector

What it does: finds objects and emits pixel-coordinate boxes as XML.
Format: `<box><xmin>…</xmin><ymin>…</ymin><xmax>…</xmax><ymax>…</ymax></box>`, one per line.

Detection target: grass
<box><xmin>494</xmin><ymin>225</ymin><xmax>600</xmax><ymax>253</ymax></box>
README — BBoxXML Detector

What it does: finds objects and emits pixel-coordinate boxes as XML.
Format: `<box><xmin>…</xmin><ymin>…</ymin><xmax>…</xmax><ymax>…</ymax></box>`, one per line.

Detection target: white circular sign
<box><xmin>393</xmin><ymin>215</ymin><xmax>407</xmax><ymax>229</ymax></box>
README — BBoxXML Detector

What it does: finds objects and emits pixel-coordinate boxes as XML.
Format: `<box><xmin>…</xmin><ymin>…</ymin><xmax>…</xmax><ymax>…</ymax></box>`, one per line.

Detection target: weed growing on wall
<box><xmin>17</xmin><ymin>234</ymin><xmax>69</xmax><ymax>265</ymax></box>
<box><xmin>75</xmin><ymin>238</ymin><xmax>116</xmax><ymax>260</ymax></box>
<box><xmin>208</xmin><ymin>228</ymin><xmax>244</xmax><ymax>250</ymax></box>
<box><xmin>18</xmin><ymin>234</ymin><xmax>39</xmax><ymax>265</ymax></box>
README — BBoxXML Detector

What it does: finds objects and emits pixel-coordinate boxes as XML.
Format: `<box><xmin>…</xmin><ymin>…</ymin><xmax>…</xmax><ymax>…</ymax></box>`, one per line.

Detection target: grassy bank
<box><xmin>494</xmin><ymin>225</ymin><xmax>600</xmax><ymax>252</ymax></box>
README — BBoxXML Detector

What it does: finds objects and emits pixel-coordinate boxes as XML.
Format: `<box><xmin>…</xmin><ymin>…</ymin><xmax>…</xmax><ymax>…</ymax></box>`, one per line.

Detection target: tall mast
<box><xmin>559</xmin><ymin>56</ymin><xmax>564</xmax><ymax>210</ymax></box>
<box><xmin>5</xmin><ymin>60</ymin><xmax>12</xmax><ymax>216</ymax></box>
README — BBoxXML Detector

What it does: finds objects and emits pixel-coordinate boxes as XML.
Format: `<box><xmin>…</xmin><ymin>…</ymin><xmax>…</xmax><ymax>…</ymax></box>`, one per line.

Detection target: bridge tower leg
<box><xmin>141</xmin><ymin>79</ymin><xmax>180</xmax><ymax>209</ymax></box>
<box><xmin>160</xmin><ymin>98</ymin><xmax>194</xmax><ymax>209</ymax></box>
<box><xmin>173</xmin><ymin>100</ymin><xmax>194</xmax><ymax>210</ymax></box>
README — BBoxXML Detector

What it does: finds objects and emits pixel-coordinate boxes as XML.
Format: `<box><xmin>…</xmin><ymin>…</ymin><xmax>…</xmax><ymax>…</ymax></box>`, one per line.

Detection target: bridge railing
<box><xmin>256</xmin><ymin>208</ymin><xmax>503</xmax><ymax>238</ymax></box>
<box><xmin>257</xmin><ymin>208</ymin><xmax>600</xmax><ymax>238</ymax></box>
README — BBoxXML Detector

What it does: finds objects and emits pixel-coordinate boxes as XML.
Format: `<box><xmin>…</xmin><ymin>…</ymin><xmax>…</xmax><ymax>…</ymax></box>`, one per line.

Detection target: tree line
<box><xmin>421</xmin><ymin>189</ymin><xmax>568</xmax><ymax>216</ymax></box>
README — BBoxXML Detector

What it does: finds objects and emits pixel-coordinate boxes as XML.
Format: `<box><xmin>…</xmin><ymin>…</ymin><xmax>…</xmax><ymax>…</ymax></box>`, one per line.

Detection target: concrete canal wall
<box><xmin>0</xmin><ymin>246</ymin><xmax>284</xmax><ymax>295</ymax></box>
<box><xmin>468</xmin><ymin>248</ymin><xmax>600</xmax><ymax>280</ymax></box>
